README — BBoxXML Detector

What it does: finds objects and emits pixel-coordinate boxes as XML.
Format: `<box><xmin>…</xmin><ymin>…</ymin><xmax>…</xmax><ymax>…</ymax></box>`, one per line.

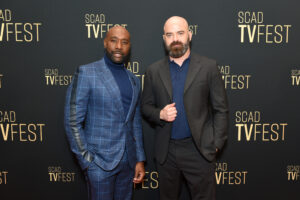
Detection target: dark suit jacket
<box><xmin>141</xmin><ymin>52</ymin><xmax>228</xmax><ymax>164</ymax></box>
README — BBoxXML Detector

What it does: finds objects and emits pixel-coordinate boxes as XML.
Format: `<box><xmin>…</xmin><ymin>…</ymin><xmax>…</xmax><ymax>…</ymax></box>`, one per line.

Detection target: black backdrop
<box><xmin>1</xmin><ymin>0</ymin><xmax>299</xmax><ymax>199</ymax></box>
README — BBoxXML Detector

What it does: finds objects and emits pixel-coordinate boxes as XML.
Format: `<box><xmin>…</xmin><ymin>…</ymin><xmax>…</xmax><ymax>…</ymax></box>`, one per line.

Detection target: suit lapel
<box><xmin>95</xmin><ymin>58</ymin><xmax>126</xmax><ymax>121</ymax></box>
<box><xmin>184</xmin><ymin>53</ymin><xmax>203</xmax><ymax>94</ymax></box>
<box><xmin>124</xmin><ymin>70</ymin><xmax>137</xmax><ymax>122</ymax></box>
<box><xmin>158</xmin><ymin>58</ymin><xmax>173</xmax><ymax>100</ymax></box>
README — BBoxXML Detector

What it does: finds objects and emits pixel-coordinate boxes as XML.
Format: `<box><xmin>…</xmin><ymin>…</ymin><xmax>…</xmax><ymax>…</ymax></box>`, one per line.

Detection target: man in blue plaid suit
<box><xmin>64</xmin><ymin>26</ymin><xmax>146</xmax><ymax>200</ymax></box>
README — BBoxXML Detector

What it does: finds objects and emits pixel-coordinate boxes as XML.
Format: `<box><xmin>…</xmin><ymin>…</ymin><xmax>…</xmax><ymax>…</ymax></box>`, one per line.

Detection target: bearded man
<box><xmin>141</xmin><ymin>16</ymin><xmax>229</xmax><ymax>200</ymax></box>
<box><xmin>64</xmin><ymin>26</ymin><xmax>145</xmax><ymax>200</ymax></box>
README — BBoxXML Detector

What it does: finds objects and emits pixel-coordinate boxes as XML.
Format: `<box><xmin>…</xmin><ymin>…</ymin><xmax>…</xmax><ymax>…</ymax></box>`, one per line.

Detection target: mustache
<box><xmin>112</xmin><ymin>51</ymin><xmax>124</xmax><ymax>55</ymax></box>
<box><xmin>170</xmin><ymin>41</ymin><xmax>183</xmax><ymax>47</ymax></box>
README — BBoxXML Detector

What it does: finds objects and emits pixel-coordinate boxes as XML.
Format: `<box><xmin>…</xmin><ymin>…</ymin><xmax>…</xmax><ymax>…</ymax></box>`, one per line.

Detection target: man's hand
<box><xmin>160</xmin><ymin>103</ymin><xmax>177</xmax><ymax>122</ymax></box>
<box><xmin>133</xmin><ymin>162</ymin><xmax>145</xmax><ymax>183</ymax></box>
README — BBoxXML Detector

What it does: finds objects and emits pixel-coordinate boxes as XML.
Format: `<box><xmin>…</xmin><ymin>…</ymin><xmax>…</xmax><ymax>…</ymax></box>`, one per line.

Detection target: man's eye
<box><xmin>122</xmin><ymin>41</ymin><xmax>129</xmax><ymax>44</ymax></box>
<box><xmin>111</xmin><ymin>39</ymin><xmax>116</xmax><ymax>42</ymax></box>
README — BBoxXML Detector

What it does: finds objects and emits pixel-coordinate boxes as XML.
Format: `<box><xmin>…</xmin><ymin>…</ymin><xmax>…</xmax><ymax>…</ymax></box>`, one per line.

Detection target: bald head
<box><xmin>163</xmin><ymin>16</ymin><xmax>192</xmax><ymax>58</ymax></box>
<box><xmin>105</xmin><ymin>26</ymin><xmax>130</xmax><ymax>41</ymax></box>
<box><xmin>104</xmin><ymin>26</ymin><xmax>131</xmax><ymax>64</ymax></box>
<box><xmin>164</xmin><ymin>16</ymin><xmax>189</xmax><ymax>34</ymax></box>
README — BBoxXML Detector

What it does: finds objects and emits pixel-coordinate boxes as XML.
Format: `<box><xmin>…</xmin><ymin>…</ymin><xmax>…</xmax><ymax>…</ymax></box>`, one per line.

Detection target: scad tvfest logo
<box><xmin>85</xmin><ymin>12</ymin><xmax>127</xmax><ymax>39</ymax></box>
<box><xmin>235</xmin><ymin>111</ymin><xmax>287</xmax><ymax>142</ymax></box>
<box><xmin>134</xmin><ymin>170</ymin><xmax>158</xmax><ymax>190</ymax></box>
<box><xmin>287</xmin><ymin>165</ymin><xmax>299</xmax><ymax>181</ymax></box>
<box><xmin>218</xmin><ymin>65</ymin><xmax>251</xmax><ymax>90</ymax></box>
<box><xmin>44</xmin><ymin>68</ymin><xmax>73</xmax><ymax>86</ymax></box>
<box><xmin>291</xmin><ymin>69</ymin><xmax>300</xmax><ymax>86</ymax></box>
<box><xmin>126</xmin><ymin>61</ymin><xmax>145</xmax><ymax>90</ymax></box>
<box><xmin>188</xmin><ymin>24</ymin><xmax>198</xmax><ymax>36</ymax></box>
<box><xmin>48</xmin><ymin>166</ymin><xmax>76</xmax><ymax>183</ymax></box>
<box><xmin>0</xmin><ymin>111</ymin><xmax>45</xmax><ymax>142</ymax></box>
<box><xmin>44</xmin><ymin>63</ymin><xmax>144</xmax><ymax>87</ymax></box>
<box><xmin>0</xmin><ymin>9</ymin><xmax>41</xmax><ymax>42</ymax></box>
<box><xmin>0</xmin><ymin>171</ymin><xmax>8</xmax><ymax>185</ymax></box>
<box><xmin>215</xmin><ymin>163</ymin><xmax>248</xmax><ymax>185</ymax></box>
<box><xmin>238</xmin><ymin>11</ymin><xmax>291</xmax><ymax>44</ymax></box>
<box><xmin>84</xmin><ymin>12</ymin><xmax>199</xmax><ymax>39</ymax></box>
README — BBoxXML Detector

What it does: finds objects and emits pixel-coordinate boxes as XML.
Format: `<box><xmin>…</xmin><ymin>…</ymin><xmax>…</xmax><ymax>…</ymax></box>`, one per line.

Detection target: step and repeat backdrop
<box><xmin>0</xmin><ymin>0</ymin><xmax>299</xmax><ymax>199</ymax></box>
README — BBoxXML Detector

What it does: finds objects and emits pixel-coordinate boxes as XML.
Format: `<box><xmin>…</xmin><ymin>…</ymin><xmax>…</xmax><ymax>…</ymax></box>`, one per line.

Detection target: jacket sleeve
<box><xmin>141</xmin><ymin>69</ymin><xmax>165</xmax><ymax>126</ymax></box>
<box><xmin>64</xmin><ymin>66</ymin><xmax>93</xmax><ymax>170</ymax></box>
<box><xmin>209</xmin><ymin>62</ymin><xmax>229</xmax><ymax>150</ymax></box>
<box><xmin>133</xmin><ymin>83</ymin><xmax>146</xmax><ymax>162</ymax></box>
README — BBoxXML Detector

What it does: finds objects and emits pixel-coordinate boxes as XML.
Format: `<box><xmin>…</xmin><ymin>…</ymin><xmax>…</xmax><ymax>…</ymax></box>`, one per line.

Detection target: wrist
<box><xmin>159</xmin><ymin>110</ymin><xmax>163</xmax><ymax>120</ymax></box>
<box><xmin>137</xmin><ymin>161</ymin><xmax>144</xmax><ymax>166</ymax></box>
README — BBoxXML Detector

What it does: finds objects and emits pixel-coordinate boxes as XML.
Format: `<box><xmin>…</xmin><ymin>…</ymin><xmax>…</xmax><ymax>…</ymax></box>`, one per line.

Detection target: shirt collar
<box><xmin>104</xmin><ymin>53</ymin><xmax>125</xmax><ymax>70</ymax></box>
<box><xmin>168</xmin><ymin>54</ymin><xmax>191</xmax><ymax>67</ymax></box>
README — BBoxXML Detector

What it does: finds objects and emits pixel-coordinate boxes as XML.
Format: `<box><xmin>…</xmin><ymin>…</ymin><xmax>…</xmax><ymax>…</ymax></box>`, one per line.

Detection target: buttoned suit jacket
<box><xmin>141</xmin><ymin>52</ymin><xmax>229</xmax><ymax>164</ymax></box>
<box><xmin>64</xmin><ymin>58</ymin><xmax>146</xmax><ymax>171</ymax></box>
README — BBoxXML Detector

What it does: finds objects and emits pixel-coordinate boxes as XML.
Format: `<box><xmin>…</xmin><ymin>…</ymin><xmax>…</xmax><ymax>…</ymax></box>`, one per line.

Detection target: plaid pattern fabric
<box><xmin>64</xmin><ymin>58</ymin><xmax>146</xmax><ymax>171</ymax></box>
<box><xmin>84</xmin><ymin>151</ymin><xmax>134</xmax><ymax>200</ymax></box>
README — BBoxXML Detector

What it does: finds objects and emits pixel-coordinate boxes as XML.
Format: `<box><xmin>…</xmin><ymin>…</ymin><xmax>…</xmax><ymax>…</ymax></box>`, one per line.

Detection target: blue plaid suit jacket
<box><xmin>64</xmin><ymin>58</ymin><xmax>146</xmax><ymax>171</ymax></box>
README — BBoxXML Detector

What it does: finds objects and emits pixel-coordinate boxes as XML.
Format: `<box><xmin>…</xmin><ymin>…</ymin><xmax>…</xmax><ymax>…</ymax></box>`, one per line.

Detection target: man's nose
<box><xmin>116</xmin><ymin>40</ymin><xmax>122</xmax><ymax>49</ymax></box>
<box><xmin>173</xmin><ymin>34</ymin><xmax>178</xmax><ymax>41</ymax></box>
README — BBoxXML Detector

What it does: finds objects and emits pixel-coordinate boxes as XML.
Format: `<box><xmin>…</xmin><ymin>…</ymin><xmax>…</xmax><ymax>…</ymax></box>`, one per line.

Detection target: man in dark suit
<box><xmin>64</xmin><ymin>26</ymin><xmax>146</xmax><ymax>200</ymax></box>
<box><xmin>141</xmin><ymin>16</ymin><xmax>229</xmax><ymax>200</ymax></box>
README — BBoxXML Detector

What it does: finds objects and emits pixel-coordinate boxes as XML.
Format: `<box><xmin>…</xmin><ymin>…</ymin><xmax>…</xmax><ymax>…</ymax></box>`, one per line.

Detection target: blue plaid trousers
<box><xmin>84</xmin><ymin>151</ymin><xmax>134</xmax><ymax>200</ymax></box>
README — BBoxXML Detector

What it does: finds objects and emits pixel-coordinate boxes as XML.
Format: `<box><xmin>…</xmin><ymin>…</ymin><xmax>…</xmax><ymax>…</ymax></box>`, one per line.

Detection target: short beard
<box><xmin>165</xmin><ymin>39</ymin><xmax>190</xmax><ymax>58</ymax></box>
<box><xmin>105</xmin><ymin>49</ymin><xmax>129</xmax><ymax>64</ymax></box>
